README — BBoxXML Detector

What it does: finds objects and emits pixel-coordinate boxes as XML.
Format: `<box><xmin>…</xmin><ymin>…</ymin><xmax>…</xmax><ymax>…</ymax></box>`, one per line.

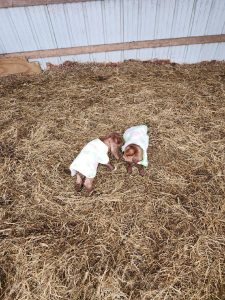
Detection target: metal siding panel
<box><xmin>120</xmin><ymin>0</ymin><xmax>124</xmax><ymax>60</ymax></box>
<box><xmin>25</xmin><ymin>5</ymin><xmax>56</xmax><ymax>50</ymax></box>
<box><xmin>124</xmin><ymin>49</ymin><xmax>139</xmax><ymax>60</ymax></box>
<box><xmin>189</xmin><ymin>0</ymin><xmax>214</xmax><ymax>36</ymax></box>
<box><xmin>101</xmin><ymin>0</ymin><xmax>122</xmax><ymax>60</ymax></box>
<box><xmin>107</xmin><ymin>50</ymin><xmax>123</xmax><ymax>62</ymax></box>
<box><xmin>184</xmin><ymin>44</ymin><xmax>202</xmax><ymax>63</ymax></box>
<box><xmin>169</xmin><ymin>45</ymin><xmax>186</xmax><ymax>63</ymax></box>
<box><xmin>199</xmin><ymin>43</ymin><xmax>218</xmax><ymax>61</ymax></box>
<box><xmin>214</xmin><ymin>42</ymin><xmax>225</xmax><ymax>60</ymax></box>
<box><xmin>102</xmin><ymin>0</ymin><xmax>122</xmax><ymax>44</ymax></box>
<box><xmin>152</xmin><ymin>46</ymin><xmax>170</xmax><ymax>60</ymax></box>
<box><xmin>199</xmin><ymin>0</ymin><xmax>225</xmax><ymax>60</ymax></box>
<box><xmin>47</xmin><ymin>4</ymin><xmax>71</xmax><ymax>48</ymax></box>
<box><xmin>123</xmin><ymin>0</ymin><xmax>139</xmax><ymax>58</ymax></box>
<box><xmin>154</xmin><ymin>0</ymin><xmax>176</xmax><ymax>39</ymax></box>
<box><xmin>71</xmin><ymin>53</ymin><xmax>90</xmax><ymax>62</ymax></box>
<box><xmin>0</xmin><ymin>36</ymin><xmax>6</xmax><ymax>53</ymax></box>
<box><xmin>92</xmin><ymin>52</ymin><xmax>107</xmax><ymax>62</ymax></box>
<box><xmin>180</xmin><ymin>0</ymin><xmax>197</xmax><ymax>61</ymax></box>
<box><xmin>139</xmin><ymin>0</ymin><xmax>157</xmax><ymax>40</ymax></box>
<box><xmin>58</xmin><ymin>55</ymin><xmax>74</xmax><ymax>63</ymax></box>
<box><xmin>184</xmin><ymin>0</ymin><xmax>214</xmax><ymax>61</ymax></box>
<box><xmin>204</xmin><ymin>0</ymin><xmax>225</xmax><ymax>35</ymax></box>
<box><xmin>153</xmin><ymin>0</ymin><xmax>176</xmax><ymax>58</ymax></box>
<box><xmin>123</xmin><ymin>0</ymin><xmax>139</xmax><ymax>42</ymax></box>
<box><xmin>63</xmin><ymin>2</ymin><xmax>88</xmax><ymax>46</ymax></box>
<box><xmin>170</xmin><ymin>0</ymin><xmax>195</xmax><ymax>38</ymax></box>
<box><xmin>2</xmin><ymin>0</ymin><xmax>225</xmax><ymax>63</ymax></box>
<box><xmin>138</xmin><ymin>48</ymin><xmax>155</xmax><ymax>60</ymax></box>
<box><xmin>7</xmin><ymin>7</ymin><xmax>38</xmax><ymax>51</ymax></box>
<box><xmin>137</xmin><ymin>0</ymin><xmax>157</xmax><ymax>59</ymax></box>
<box><xmin>222</xmin><ymin>18</ymin><xmax>225</xmax><ymax>34</ymax></box>
<box><xmin>0</xmin><ymin>9</ymin><xmax>23</xmax><ymax>52</ymax></box>
<box><xmin>167</xmin><ymin>0</ymin><xmax>195</xmax><ymax>61</ymax></box>
<box><xmin>82</xmin><ymin>0</ymin><xmax>105</xmax><ymax>45</ymax></box>
<box><xmin>79</xmin><ymin>1</ymin><xmax>104</xmax><ymax>61</ymax></box>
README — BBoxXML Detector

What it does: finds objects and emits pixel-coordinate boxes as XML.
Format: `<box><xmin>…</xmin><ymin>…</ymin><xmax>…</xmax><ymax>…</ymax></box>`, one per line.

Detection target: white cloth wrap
<box><xmin>69</xmin><ymin>139</ymin><xmax>109</xmax><ymax>178</ymax></box>
<box><xmin>122</xmin><ymin>125</ymin><xmax>149</xmax><ymax>167</ymax></box>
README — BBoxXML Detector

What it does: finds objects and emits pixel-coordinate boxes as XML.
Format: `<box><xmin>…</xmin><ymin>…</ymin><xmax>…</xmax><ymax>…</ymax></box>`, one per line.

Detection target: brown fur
<box><xmin>123</xmin><ymin>144</ymin><xmax>143</xmax><ymax>163</ymax></box>
<box><xmin>123</xmin><ymin>144</ymin><xmax>145</xmax><ymax>176</ymax></box>
<box><xmin>100</xmin><ymin>132</ymin><xmax>123</xmax><ymax>146</ymax></box>
<box><xmin>100</xmin><ymin>132</ymin><xmax>123</xmax><ymax>160</ymax></box>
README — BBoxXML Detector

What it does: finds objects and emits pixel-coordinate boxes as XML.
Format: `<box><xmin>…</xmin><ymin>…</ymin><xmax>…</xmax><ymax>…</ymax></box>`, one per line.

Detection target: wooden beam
<box><xmin>0</xmin><ymin>0</ymin><xmax>94</xmax><ymax>8</ymax></box>
<box><xmin>1</xmin><ymin>35</ymin><xmax>225</xmax><ymax>60</ymax></box>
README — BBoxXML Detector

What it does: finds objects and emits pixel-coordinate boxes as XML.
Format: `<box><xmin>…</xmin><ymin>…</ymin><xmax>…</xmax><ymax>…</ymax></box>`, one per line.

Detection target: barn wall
<box><xmin>1</xmin><ymin>0</ymin><xmax>225</xmax><ymax>68</ymax></box>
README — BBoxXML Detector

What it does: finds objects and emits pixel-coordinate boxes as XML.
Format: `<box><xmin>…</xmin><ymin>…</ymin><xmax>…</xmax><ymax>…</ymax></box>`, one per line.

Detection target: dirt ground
<box><xmin>0</xmin><ymin>60</ymin><xmax>225</xmax><ymax>300</ymax></box>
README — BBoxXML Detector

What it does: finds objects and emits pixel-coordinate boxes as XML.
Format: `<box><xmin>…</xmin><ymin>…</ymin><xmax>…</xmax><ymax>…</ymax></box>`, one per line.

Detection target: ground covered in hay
<box><xmin>0</xmin><ymin>61</ymin><xmax>225</xmax><ymax>300</ymax></box>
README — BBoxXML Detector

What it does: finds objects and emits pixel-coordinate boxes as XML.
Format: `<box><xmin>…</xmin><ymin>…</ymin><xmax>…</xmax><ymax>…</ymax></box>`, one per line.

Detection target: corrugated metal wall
<box><xmin>1</xmin><ymin>0</ymin><xmax>225</xmax><ymax>68</ymax></box>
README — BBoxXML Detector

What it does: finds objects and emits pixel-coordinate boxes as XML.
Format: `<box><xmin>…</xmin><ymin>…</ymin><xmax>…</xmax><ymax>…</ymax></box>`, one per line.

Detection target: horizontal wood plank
<box><xmin>0</xmin><ymin>0</ymin><xmax>94</xmax><ymax>8</ymax></box>
<box><xmin>1</xmin><ymin>35</ymin><xmax>225</xmax><ymax>60</ymax></box>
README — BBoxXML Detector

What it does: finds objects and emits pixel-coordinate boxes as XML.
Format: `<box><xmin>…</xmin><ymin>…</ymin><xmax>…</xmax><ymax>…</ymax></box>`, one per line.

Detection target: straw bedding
<box><xmin>0</xmin><ymin>60</ymin><xmax>225</xmax><ymax>300</ymax></box>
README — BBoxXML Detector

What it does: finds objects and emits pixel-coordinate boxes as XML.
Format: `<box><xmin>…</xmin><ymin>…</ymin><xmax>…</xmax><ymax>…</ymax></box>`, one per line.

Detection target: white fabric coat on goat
<box><xmin>122</xmin><ymin>125</ymin><xmax>149</xmax><ymax>167</ymax></box>
<box><xmin>70</xmin><ymin>139</ymin><xmax>109</xmax><ymax>178</ymax></box>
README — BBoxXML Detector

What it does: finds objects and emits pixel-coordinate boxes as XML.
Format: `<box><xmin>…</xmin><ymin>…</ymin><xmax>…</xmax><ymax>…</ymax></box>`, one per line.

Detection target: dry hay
<box><xmin>0</xmin><ymin>60</ymin><xmax>225</xmax><ymax>300</ymax></box>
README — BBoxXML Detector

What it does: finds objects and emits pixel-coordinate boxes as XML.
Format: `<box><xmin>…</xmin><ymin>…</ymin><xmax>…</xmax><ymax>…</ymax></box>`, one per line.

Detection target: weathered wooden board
<box><xmin>1</xmin><ymin>34</ymin><xmax>225</xmax><ymax>60</ymax></box>
<box><xmin>0</xmin><ymin>56</ymin><xmax>41</xmax><ymax>76</ymax></box>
